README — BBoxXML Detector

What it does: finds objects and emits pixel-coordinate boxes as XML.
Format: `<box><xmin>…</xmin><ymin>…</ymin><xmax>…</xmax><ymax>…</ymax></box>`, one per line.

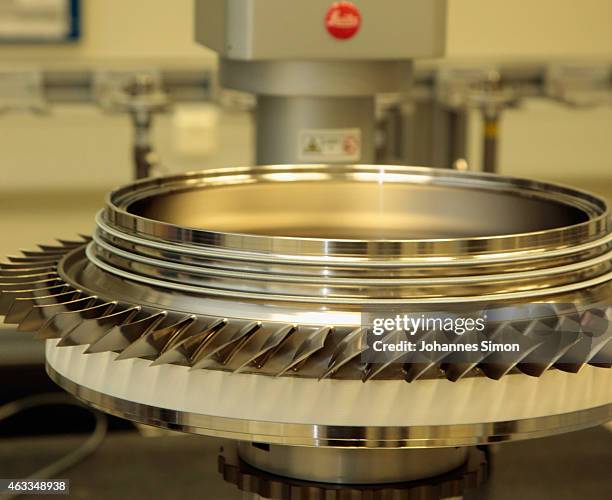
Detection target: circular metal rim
<box><xmin>103</xmin><ymin>164</ymin><xmax>610</xmax><ymax>260</ymax></box>
<box><xmin>220</xmin><ymin>443</ymin><xmax>487</xmax><ymax>498</ymax></box>
<box><xmin>90</xmin><ymin>230</ymin><xmax>612</xmax><ymax>288</ymax></box>
<box><xmin>95</xmin><ymin>211</ymin><xmax>612</xmax><ymax>269</ymax></box>
<box><xmin>47</xmin><ymin>364</ymin><xmax>612</xmax><ymax>448</ymax></box>
<box><xmin>79</xmin><ymin>243</ymin><xmax>612</xmax><ymax>305</ymax></box>
<box><xmin>58</xmin><ymin>245</ymin><xmax>612</xmax><ymax>307</ymax></box>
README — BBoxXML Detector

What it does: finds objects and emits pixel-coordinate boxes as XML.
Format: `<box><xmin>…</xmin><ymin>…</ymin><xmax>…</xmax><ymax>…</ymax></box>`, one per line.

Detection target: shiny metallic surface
<box><xmin>46</xmin><ymin>364</ymin><xmax>611</xmax><ymax>448</ymax></box>
<box><xmin>31</xmin><ymin>244</ymin><xmax>608</xmax><ymax>380</ymax></box>
<box><xmin>103</xmin><ymin>165</ymin><xmax>608</xmax><ymax>254</ymax></box>
<box><xmin>256</xmin><ymin>96</ymin><xmax>376</xmax><ymax>164</ymax></box>
<box><xmin>221</xmin><ymin>443</ymin><xmax>486</xmax><ymax>499</ymax></box>
<box><xmin>1</xmin><ymin>167</ymin><xmax>611</xmax><ymax>472</ymax></box>
<box><xmin>1</xmin><ymin>166</ymin><xmax>611</xmax><ymax>383</ymax></box>
<box><xmin>219</xmin><ymin>61</ymin><xmax>415</xmax><ymax>97</ymax></box>
<box><xmin>237</xmin><ymin>443</ymin><xmax>469</xmax><ymax>484</ymax></box>
<box><xmin>89</xmin><ymin>165</ymin><xmax>611</xmax><ymax>304</ymax></box>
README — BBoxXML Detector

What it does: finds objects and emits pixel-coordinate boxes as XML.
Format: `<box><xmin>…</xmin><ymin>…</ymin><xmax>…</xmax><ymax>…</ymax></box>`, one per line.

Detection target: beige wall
<box><xmin>0</xmin><ymin>0</ymin><xmax>610</xmax><ymax>191</ymax></box>
<box><xmin>0</xmin><ymin>0</ymin><xmax>610</xmax><ymax>62</ymax></box>
<box><xmin>0</xmin><ymin>0</ymin><xmax>611</xmax><ymax>61</ymax></box>
<box><xmin>447</xmin><ymin>0</ymin><xmax>612</xmax><ymax>58</ymax></box>
<box><xmin>0</xmin><ymin>0</ymin><xmax>208</xmax><ymax>62</ymax></box>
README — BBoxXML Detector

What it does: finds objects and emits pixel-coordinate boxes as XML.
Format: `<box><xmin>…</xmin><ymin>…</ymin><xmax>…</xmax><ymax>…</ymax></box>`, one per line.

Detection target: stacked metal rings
<box><xmin>87</xmin><ymin>164</ymin><xmax>611</xmax><ymax>307</ymax></box>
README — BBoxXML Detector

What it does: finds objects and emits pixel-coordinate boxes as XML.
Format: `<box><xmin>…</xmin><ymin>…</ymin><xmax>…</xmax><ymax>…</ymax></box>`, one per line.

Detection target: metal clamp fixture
<box><xmin>94</xmin><ymin>70</ymin><xmax>170</xmax><ymax>179</ymax></box>
<box><xmin>546</xmin><ymin>63</ymin><xmax>612</xmax><ymax>108</ymax></box>
<box><xmin>436</xmin><ymin>67</ymin><xmax>520</xmax><ymax>173</ymax></box>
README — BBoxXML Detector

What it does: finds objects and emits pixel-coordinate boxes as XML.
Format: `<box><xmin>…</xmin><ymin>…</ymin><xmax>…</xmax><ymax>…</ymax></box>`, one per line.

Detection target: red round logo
<box><xmin>325</xmin><ymin>2</ymin><xmax>361</xmax><ymax>40</ymax></box>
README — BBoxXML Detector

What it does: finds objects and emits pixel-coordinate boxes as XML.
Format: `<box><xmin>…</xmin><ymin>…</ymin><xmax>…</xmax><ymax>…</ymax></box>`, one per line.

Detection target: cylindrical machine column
<box><xmin>220</xmin><ymin>59</ymin><xmax>412</xmax><ymax>165</ymax></box>
<box><xmin>256</xmin><ymin>95</ymin><xmax>375</xmax><ymax>164</ymax></box>
<box><xmin>238</xmin><ymin>442</ymin><xmax>470</xmax><ymax>484</ymax></box>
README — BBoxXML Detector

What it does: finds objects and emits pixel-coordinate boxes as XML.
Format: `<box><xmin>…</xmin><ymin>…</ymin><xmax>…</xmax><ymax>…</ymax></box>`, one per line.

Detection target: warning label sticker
<box><xmin>298</xmin><ymin>128</ymin><xmax>362</xmax><ymax>162</ymax></box>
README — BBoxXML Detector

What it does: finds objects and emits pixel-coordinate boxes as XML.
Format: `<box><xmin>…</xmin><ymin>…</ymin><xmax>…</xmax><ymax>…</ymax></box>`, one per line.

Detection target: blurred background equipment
<box><xmin>98</xmin><ymin>70</ymin><xmax>170</xmax><ymax>179</ymax></box>
<box><xmin>195</xmin><ymin>0</ymin><xmax>446</xmax><ymax>165</ymax></box>
<box><xmin>0</xmin><ymin>0</ymin><xmax>80</xmax><ymax>43</ymax></box>
<box><xmin>0</xmin><ymin>0</ymin><xmax>611</xmax><ymax>499</ymax></box>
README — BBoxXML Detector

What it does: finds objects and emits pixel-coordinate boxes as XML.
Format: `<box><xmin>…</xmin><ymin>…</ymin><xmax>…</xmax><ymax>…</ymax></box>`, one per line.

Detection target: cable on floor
<box><xmin>0</xmin><ymin>392</ymin><xmax>107</xmax><ymax>499</ymax></box>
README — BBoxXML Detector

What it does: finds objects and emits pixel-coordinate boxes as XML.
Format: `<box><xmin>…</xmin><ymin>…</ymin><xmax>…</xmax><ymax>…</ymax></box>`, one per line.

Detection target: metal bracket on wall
<box><xmin>0</xmin><ymin>68</ymin><xmax>48</xmax><ymax>115</ymax></box>
<box><xmin>93</xmin><ymin>69</ymin><xmax>171</xmax><ymax>179</ymax></box>
<box><xmin>436</xmin><ymin>66</ymin><xmax>520</xmax><ymax>174</ymax></box>
<box><xmin>546</xmin><ymin>63</ymin><xmax>612</xmax><ymax>108</ymax></box>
